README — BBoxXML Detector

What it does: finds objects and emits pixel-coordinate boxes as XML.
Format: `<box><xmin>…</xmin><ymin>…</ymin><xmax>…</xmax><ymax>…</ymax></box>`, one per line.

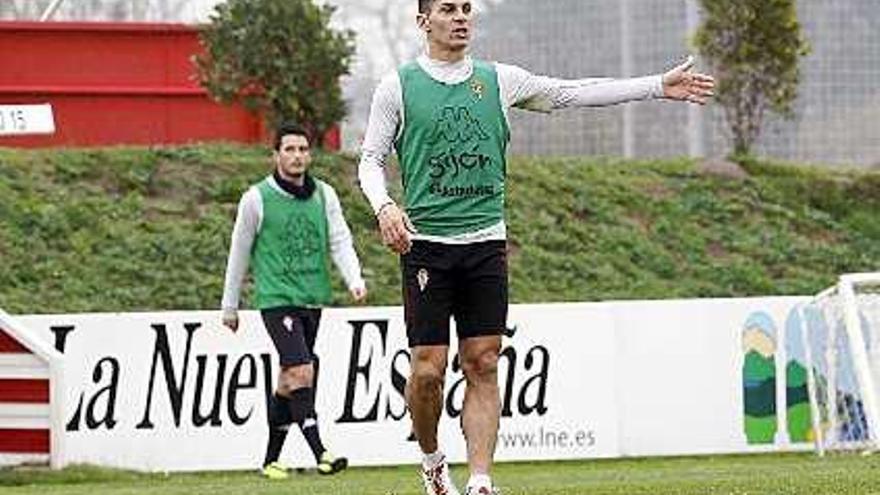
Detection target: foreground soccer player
<box><xmin>222</xmin><ymin>121</ymin><xmax>367</xmax><ymax>478</ymax></box>
<box><xmin>357</xmin><ymin>1</ymin><xmax>715</xmax><ymax>493</ymax></box>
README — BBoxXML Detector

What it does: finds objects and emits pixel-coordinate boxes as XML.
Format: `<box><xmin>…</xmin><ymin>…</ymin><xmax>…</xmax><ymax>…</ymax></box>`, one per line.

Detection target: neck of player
<box><xmin>428</xmin><ymin>42</ymin><xmax>467</xmax><ymax>63</ymax></box>
<box><xmin>277</xmin><ymin>169</ymin><xmax>305</xmax><ymax>187</ymax></box>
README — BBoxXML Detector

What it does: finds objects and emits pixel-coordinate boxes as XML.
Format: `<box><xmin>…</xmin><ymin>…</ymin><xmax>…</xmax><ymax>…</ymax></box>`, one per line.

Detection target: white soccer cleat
<box><xmin>464</xmin><ymin>487</ymin><xmax>499</xmax><ymax>495</ymax></box>
<box><xmin>421</xmin><ymin>456</ymin><xmax>461</xmax><ymax>495</ymax></box>
<box><xmin>464</xmin><ymin>486</ymin><xmax>501</xmax><ymax>495</ymax></box>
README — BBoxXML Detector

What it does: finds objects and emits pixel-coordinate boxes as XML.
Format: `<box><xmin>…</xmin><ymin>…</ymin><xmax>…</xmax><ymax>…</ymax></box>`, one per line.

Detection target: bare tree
<box><xmin>335</xmin><ymin>0</ymin><xmax>416</xmax><ymax>71</ymax></box>
<box><xmin>0</xmin><ymin>0</ymin><xmax>45</xmax><ymax>19</ymax></box>
<box><xmin>334</xmin><ymin>0</ymin><xmax>506</xmax><ymax>79</ymax></box>
<box><xmin>0</xmin><ymin>2</ymin><xmax>20</xmax><ymax>18</ymax></box>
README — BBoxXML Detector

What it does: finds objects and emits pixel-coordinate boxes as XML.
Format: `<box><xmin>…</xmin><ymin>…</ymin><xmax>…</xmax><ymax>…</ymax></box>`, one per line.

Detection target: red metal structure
<box><xmin>0</xmin><ymin>21</ymin><xmax>340</xmax><ymax>149</ymax></box>
<box><xmin>0</xmin><ymin>310</ymin><xmax>64</xmax><ymax>468</ymax></box>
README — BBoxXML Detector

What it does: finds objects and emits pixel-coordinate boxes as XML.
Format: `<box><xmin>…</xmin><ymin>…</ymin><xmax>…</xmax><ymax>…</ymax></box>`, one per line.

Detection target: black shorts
<box><xmin>260</xmin><ymin>306</ymin><xmax>322</xmax><ymax>367</ymax></box>
<box><xmin>401</xmin><ymin>240</ymin><xmax>508</xmax><ymax>347</ymax></box>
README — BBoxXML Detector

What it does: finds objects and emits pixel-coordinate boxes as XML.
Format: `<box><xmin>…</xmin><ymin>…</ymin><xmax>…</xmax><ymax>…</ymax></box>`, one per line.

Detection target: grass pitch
<box><xmin>2</xmin><ymin>453</ymin><xmax>879</xmax><ymax>494</ymax></box>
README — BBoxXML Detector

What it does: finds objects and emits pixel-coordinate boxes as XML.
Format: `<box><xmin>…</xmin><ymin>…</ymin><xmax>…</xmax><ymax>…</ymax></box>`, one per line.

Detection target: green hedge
<box><xmin>1</xmin><ymin>144</ymin><xmax>877</xmax><ymax>314</ymax></box>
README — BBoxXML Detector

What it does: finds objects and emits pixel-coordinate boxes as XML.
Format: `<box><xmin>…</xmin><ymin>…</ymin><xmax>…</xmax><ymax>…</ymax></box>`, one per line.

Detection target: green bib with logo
<box><xmin>395</xmin><ymin>60</ymin><xmax>510</xmax><ymax>236</ymax></box>
<box><xmin>252</xmin><ymin>178</ymin><xmax>331</xmax><ymax>309</ymax></box>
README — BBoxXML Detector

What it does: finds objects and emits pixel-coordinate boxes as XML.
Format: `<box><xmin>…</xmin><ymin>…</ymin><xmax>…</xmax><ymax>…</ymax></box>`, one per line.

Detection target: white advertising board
<box><xmin>15</xmin><ymin>295</ymin><xmax>818</xmax><ymax>471</ymax></box>
<box><xmin>611</xmin><ymin>297</ymin><xmax>809</xmax><ymax>456</ymax></box>
<box><xmin>19</xmin><ymin>303</ymin><xmax>619</xmax><ymax>471</ymax></box>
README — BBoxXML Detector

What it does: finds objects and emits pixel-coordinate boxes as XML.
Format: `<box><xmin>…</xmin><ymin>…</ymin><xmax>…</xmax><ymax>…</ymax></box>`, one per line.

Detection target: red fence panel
<box><xmin>0</xmin><ymin>21</ymin><xmax>272</xmax><ymax>148</ymax></box>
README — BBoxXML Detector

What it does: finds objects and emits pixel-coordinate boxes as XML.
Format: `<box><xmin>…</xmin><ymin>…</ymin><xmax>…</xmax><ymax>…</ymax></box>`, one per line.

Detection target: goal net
<box><xmin>801</xmin><ymin>273</ymin><xmax>880</xmax><ymax>455</ymax></box>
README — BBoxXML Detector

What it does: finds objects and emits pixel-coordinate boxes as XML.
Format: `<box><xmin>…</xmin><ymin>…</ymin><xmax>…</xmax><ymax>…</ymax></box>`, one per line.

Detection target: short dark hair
<box><xmin>273</xmin><ymin>121</ymin><xmax>311</xmax><ymax>150</ymax></box>
<box><xmin>418</xmin><ymin>0</ymin><xmax>434</xmax><ymax>14</ymax></box>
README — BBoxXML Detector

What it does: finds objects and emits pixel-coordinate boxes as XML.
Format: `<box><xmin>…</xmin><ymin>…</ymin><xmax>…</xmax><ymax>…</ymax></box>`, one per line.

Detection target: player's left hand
<box><xmin>662</xmin><ymin>55</ymin><xmax>715</xmax><ymax>105</ymax></box>
<box><xmin>350</xmin><ymin>286</ymin><xmax>368</xmax><ymax>303</ymax></box>
<box><xmin>221</xmin><ymin>308</ymin><xmax>239</xmax><ymax>332</ymax></box>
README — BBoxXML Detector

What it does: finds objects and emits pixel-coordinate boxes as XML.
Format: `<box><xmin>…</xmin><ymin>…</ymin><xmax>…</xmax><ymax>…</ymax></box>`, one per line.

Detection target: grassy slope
<box><xmin>1</xmin><ymin>453</ymin><xmax>878</xmax><ymax>494</ymax></box>
<box><xmin>0</xmin><ymin>144</ymin><xmax>878</xmax><ymax>314</ymax></box>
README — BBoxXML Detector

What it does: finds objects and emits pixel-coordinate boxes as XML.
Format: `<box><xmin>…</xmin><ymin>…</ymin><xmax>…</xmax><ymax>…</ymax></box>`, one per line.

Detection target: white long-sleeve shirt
<box><xmin>221</xmin><ymin>176</ymin><xmax>366</xmax><ymax>311</ymax></box>
<box><xmin>358</xmin><ymin>54</ymin><xmax>664</xmax><ymax>243</ymax></box>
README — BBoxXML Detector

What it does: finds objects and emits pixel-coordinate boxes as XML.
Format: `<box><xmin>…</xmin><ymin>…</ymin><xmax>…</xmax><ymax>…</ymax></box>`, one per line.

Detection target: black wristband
<box><xmin>376</xmin><ymin>202</ymin><xmax>395</xmax><ymax>217</ymax></box>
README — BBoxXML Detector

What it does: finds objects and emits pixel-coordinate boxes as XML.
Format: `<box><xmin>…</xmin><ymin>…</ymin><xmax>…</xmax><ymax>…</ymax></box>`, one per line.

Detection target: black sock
<box><xmin>289</xmin><ymin>387</ymin><xmax>325</xmax><ymax>462</ymax></box>
<box><xmin>264</xmin><ymin>427</ymin><xmax>289</xmax><ymax>467</ymax></box>
<box><xmin>311</xmin><ymin>356</ymin><xmax>321</xmax><ymax>402</ymax></box>
<box><xmin>264</xmin><ymin>393</ymin><xmax>292</xmax><ymax>466</ymax></box>
<box><xmin>300</xmin><ymin>415</ymin><xmax>326</xmax><ymax>463</ymax></box>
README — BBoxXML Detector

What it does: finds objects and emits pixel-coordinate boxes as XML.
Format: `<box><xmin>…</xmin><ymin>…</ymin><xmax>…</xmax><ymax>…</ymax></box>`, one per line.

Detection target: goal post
<box><xmin>802</xmin><ymin>272</ymin><xmax>880</xmax><ymax>455</ymax></box>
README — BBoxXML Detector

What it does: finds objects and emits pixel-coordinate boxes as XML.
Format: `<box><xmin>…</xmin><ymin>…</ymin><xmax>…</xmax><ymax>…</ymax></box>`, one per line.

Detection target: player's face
<box><xmin>274</xmin><ymin>133</ymin><xmax>311</xmax><ymax>180</ymax></box>
<box><xmin>420</xmin><ymin>0</ymin><xmax>473</xmax><ymax>51</ymax></box>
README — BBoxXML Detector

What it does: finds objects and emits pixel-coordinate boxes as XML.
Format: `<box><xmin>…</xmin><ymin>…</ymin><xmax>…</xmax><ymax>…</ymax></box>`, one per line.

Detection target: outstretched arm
<box><xmin>220</xmin><ymin>188</ymin><xmax>261</xmax><ymax>332</ymax></box>
<box><xmin>323</xmin><ymin>184</ymin><xmax>367</xmax><ymax>303</ymax></box>
<box><xmin>357</xmin><ymin>73</ymin><xmax>415</xmax><ymax>255</ymax></box>
<box><xmin>499</xmin><ymin>56</ymin><xmax>714</xmax><ymax>112</ymax></box>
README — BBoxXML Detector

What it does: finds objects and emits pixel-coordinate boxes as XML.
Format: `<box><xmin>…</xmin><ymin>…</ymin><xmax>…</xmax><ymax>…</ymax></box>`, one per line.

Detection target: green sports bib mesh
<box><xmin>252</xmin><ymin>178</ymin><xmax>332</xmax><ymax>309</ymax></box>
<box><xmin>395</xmin><ymin>60</ymin><xmax>510</xmax><ymax>236</ymax></box>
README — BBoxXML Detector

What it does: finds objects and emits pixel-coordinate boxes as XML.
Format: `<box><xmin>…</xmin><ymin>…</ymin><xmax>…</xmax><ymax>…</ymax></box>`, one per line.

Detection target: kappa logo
<box><xmin>281</xmin><ymin>213</ymin><xmax>323</xmax><ymax>282</ymax></box>
<box><xmin>417</xmin><ymin>268</ymin><xmax>429</xmax><ymax>292</ymax></box>
<box><xmin>428</xmin><ymin>106</ymin><xmax>490</xmax><ymax>145</ymax></box>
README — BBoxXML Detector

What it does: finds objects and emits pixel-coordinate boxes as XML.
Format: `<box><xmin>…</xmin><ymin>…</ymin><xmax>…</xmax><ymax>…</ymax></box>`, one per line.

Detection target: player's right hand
<box><xmin>377</xmin><ymin>202</ymin><xmax>414</xmax><ymax>255</ymax></box>
<box><xmin>221</xmin><ymin>308</ymin><xmax>239</xmax><ymax>332</ymax></box>
<box><xmin>350</xmin><ymin>286</ymin><xmax>368</xmax><ymax>304</ymax></box>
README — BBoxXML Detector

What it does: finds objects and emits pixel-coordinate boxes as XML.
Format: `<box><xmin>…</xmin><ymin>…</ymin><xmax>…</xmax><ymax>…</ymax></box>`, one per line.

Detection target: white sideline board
<box><xmin>0</xmin><ymin>104</ymin><xmax>55</xmax><ymax>136</ymax></box>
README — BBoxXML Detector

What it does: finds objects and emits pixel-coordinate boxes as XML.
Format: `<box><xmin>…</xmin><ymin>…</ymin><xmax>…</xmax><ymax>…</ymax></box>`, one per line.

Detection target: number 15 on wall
<box><xmin>0</xmin><ymin>104</ymin><xmax>56</xmax><ymax>136</ymax></box>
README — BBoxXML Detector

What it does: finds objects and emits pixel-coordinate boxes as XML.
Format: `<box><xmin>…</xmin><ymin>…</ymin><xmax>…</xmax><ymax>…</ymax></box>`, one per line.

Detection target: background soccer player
<box><xmin>222</xmin><ymin>121</ymin><xmax>367</xmax><ymax>479</ymax></box>
<box><xmin>357</xmin><ymin>1</ymin><xmax>715</xmax><ymax>493</ymax></box>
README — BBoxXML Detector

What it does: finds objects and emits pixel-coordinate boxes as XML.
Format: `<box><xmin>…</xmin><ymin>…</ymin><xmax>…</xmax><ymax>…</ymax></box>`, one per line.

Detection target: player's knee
<box><xmin>282</xmin><ymin>363</ymin><xmax>314</xmax><ymax>388</ymax></box>
<box><xmin>461</xmin><ymin>348</ymin><xmax>498</xmax><ymax>381</ymax></box>
<box><xmin>409</xmin><ymin>365</ymin><xmax>444</xmax><ymax>394</ymax></box>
